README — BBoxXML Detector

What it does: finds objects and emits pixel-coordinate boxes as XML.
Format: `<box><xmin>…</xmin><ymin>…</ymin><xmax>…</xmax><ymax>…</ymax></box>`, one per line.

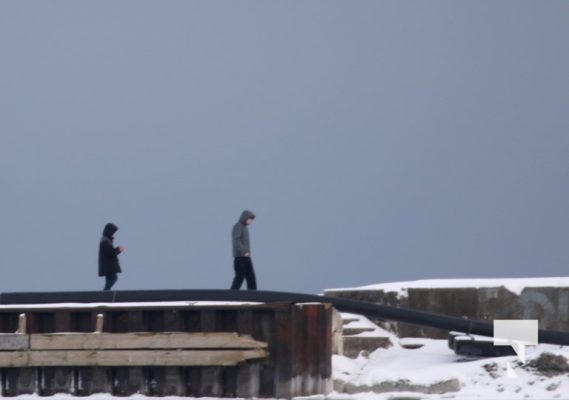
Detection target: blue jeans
<box><xmin>103</xmin><ymin>273</ymin><xmax>118</xmax><ymax>291</ymax></box>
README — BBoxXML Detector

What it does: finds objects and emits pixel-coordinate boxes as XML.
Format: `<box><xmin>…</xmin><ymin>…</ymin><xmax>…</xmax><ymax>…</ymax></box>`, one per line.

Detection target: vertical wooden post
<box><xmin>184</xmin><ymin>367</ymin><xmax>201</xmax><ymax>397</ymax></box>
<box><xmin>236</xmin><ymin>306</ymin><xmax>261</xmax><ymax>397</ymax></box>
<box><xmin>74</xmin><ymin>313</ymin><xmax>109</xmax><ymax>395</ymax></box>
<box><xmin>74</xmin><ymin>367</ymin><xmax>111</xmax><ymax>396</ymax></box>
<box><xmin>221</xmin><ymin>367</ymin><xmax>237</xmax><ymax>397</ymax></box>
<box><xmin>236</xmin><ymin>362</ymin><xmax>261</xmax><ymax>398</ymax></box>
<box><xmin>38</xmin><ymin>367</ymin><xmax>73</xmax><ymax>396</ymax></box>
<box><xmin>148</xmin><ymin>310</ymin><xmax>185</xmax><ymax>396</ymax></box>
<box><xmin>219</xmin><ymin>310</ymin><xmax>237</xmax><ymax>332</ymax></box>
<box><xmin>5</xmin><ymin>313</ymin><xmax>32</xmax><ymax>396</ymax></box>
<box><xmin>111</xmin><ymin>311</ymin><xmax>129</xmax><ymax>333</ymax></box>
<box><xmin>163</xmin><ymin>309</ymin><xmax>181</xmax><ymax>331</ymax></box>
<box><xmin>147</xmin><ymin>367</ymin><xmax>185</xmax><ymax>397</ymax></box>
<box><xmin>54</xmin><ymin>311</ymin><xmax>71</xmax><ymax>332</ymax></box>
<box><xmin>199</xmin><ymin>367</ymin><xmax>223</xmax><ymax>397</ymax></box>
<box><xmin>112</xmin><ymin>367</ymin><xmax>147</xmax><ymax>396</ymax></box>
<box><xmin>184</xmin><ymin>310</ymin><xmax>201</xmax><ymax>333</ymax></box>
<box><xmin>16</xmin><ymin>313</ymin><xmax>26</xmax><ymax>334</ymax></box>
<box><xmin>128</xmin><ymin>310</ymin><xmax>144</xmax><ymax>332</ymax></box>
<box><xmin>237</xmin><ymin>310</ymin><xmax>254</xmax><ymax>335</ymax></box>
<box><xmin>200</xmin><ymin>310</ymin><xmax>218</xmax><ymax>332</ymax></box>
<box><xmin>274</xmin><ymin>305</ymin><xmax>294</xmax><ymax>399</ymax></box>
<box><xmin>129</xmin><ymin>310</ymin><xmax>149</xmax><ymax>395</ymax></box>
<box><xmin>2</xmin><ymin>368</ymin><xmax>37</xmax><ymax>396</ymax></box>
<box><xmin>40</xmin><ymin>312</ymin><xmax>73</xmax><ymax>396</ymax></box>
<box><xmin>303</xmin><ymin>304</ymin><xmax>320</xmax><ymax>396</ymax></box>
<box><xmin>293</xmin><ymin>305</ymin><xmax>304</xmax><ymax>396</ymax></box>
<box><xmin>71</xmin><ymin>311</ymin><xmax>93</xmax><ymax>332</ymax></box>
<box><xmin>255</xmin><ymin>310</ymin><xmax>275</xmax><ymax>398</ymax></box>
<box><xmin>94</xmin><ymin>314</ymin><xmax>104</xmax><ymax>333</ymax></box>
<box><xmin>321</xmin><ymin>304</ymin><xmax>333</xmax><ymax>394</ymax></box>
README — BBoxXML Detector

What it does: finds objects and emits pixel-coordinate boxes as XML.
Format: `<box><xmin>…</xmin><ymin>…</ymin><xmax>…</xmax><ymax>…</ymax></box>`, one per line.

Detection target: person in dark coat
<box><xmin>230</xmin><ymin>210</ymin><xmax>257</xmax><ymax>290</ymax></box>
<box><xmin>98</xmin><ymin>223</ymin><xmax>125</xmax><ymax>291</ymax></box>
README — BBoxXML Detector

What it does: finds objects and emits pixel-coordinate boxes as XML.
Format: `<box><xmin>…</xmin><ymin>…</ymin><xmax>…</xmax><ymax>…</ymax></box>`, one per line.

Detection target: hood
<box><xmin>103</xmin><ymin>223</ymin><xmax>119</xmax><ymax>238</ymax></box>
<box><xmin>238</xmin><ymin>210</ymin><xmax>255</xmax><ymax>224</ymax></box>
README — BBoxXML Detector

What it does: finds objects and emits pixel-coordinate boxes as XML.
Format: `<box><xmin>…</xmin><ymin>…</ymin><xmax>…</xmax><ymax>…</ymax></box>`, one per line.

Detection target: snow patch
<box><xmin>332</xmin><ymin>339</ymin><xmax>569</xmax><ymax>399</ymax></box>
<box><xmin>328</xmin><ymin>277</ymin><xmax>569</xmax><ymax>297</ymax></box>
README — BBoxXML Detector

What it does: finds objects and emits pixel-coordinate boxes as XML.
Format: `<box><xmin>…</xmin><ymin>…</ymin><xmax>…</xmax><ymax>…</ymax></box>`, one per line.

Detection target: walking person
<box><xmin>230</xmin><ymin>210</ymin><xmax>257</xmax><ymax>290</ymax></box>
<box><xmin>98</xmin><ymin>223</ymin><xmax>125</xmax><ymax>291</ymax></box>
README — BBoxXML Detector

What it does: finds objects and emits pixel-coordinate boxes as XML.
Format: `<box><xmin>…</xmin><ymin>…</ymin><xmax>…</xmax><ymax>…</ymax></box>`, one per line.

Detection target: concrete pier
<box><xmin>325</xmin><ymin>278</ymin><xmax>569</xmax><ymax>338</ymax></box>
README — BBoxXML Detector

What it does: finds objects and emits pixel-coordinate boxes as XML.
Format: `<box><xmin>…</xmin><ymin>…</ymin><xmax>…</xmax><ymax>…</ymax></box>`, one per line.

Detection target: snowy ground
<box><xmin>327</xmin><ymin>277</ymin><xmax>569</xmax><ymax>399</ymax></box>
<box><xmin>331</xmin><ymin>339</ymin><xmax>569</xmax><ymax>400</ymax></box>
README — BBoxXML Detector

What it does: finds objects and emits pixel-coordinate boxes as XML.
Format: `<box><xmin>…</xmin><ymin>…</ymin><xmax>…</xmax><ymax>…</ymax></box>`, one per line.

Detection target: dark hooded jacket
<box><xmin>232</xmin><ymin>210</ymin><xmax>255</xmax><ymax>257</ymax></box>
<box><xmin>98</xmin><ymin>223</ymin><xmax>122</xmax><ymax>277</ymax></box>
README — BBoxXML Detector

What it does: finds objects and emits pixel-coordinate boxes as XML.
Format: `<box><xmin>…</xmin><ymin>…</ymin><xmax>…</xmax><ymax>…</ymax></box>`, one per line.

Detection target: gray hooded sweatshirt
<box><xmin>232</xmin><ymin>210</ymin><xmax>255</xmax><ymax>257</ymax></box>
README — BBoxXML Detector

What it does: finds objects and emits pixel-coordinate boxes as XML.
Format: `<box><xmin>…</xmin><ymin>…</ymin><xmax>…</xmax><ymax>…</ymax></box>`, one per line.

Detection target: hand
<box><xmin>244</xmin><ymin>253</ymin><xmax>249</xmax><ymax>257</ymax></box>
<box><xmin>118</xmin><ymin>246</ymin><xmax>125</xmax><ymax>253</ymax></box>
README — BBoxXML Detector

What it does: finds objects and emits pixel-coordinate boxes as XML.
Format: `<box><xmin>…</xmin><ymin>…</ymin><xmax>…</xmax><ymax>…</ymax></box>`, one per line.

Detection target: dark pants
<box><xmin>103</xmin><ymin>273</ymin><xmax>118</xmax><ymax>291</ymax></box>
<box><xmin>230</xmin><ymin>257</ymin><xmax>257</xmax><ymax>290</ymax></box>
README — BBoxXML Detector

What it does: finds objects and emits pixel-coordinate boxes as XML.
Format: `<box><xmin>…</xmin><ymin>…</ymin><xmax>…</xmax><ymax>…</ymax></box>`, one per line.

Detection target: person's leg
<box><xmin>230</xmin><ymin>258</ymin><xmax>246</xmax><ymax>289</ymax></box>
<box><xmin>245</xmin><ymin>258</ymin><xmax>257</xmax><ymax>290</ymax></box>
<box><xmin>104</xmin><ymin>273</ymin><xmax>118</xmax><ymax>291</ymax></box>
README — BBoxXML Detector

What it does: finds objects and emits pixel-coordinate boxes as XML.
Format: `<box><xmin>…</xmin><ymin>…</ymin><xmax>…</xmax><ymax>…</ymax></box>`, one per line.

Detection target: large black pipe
<box><xmin>1</xmin><ymin>289</ymin><xmax>568</xmax><ymax>346</ymax></box>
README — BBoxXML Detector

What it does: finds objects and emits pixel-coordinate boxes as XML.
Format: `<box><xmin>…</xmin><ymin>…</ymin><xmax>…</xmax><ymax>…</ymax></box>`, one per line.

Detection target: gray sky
<box><xmin>1</xmin><ymin>1</ymin><xmax>568</xmax><ymax>294</ymax></box>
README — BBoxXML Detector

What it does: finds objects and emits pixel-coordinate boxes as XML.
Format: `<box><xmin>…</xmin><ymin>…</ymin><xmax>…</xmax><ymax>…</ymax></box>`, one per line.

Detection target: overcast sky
<box><xmin>1</xmin><ymin>1</ymin><xmax>568</xmax><ymax>294</ymax></box>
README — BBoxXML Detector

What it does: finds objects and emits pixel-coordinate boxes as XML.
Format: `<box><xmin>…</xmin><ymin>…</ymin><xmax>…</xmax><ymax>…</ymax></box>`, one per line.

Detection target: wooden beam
<box><xmin>0</xmin><ymin>349</ymin><xmax>267</xmax><ymax>367</ymax></box>
<box><xmin>30</xmin><ymin>332</ymin><xmax>267</xmax><ymax>350</ymax></box>
<box><xmin>0</xmin><ymin>334</ymin><xmax>29</xmax><ymax>350</ymax></box>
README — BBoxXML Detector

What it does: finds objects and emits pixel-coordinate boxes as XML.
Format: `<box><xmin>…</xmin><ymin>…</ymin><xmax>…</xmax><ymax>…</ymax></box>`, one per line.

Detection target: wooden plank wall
<box><xmin>0</xmin><ymin>303</ymin><xmax>332</xmax><ymax>398</ymax></box>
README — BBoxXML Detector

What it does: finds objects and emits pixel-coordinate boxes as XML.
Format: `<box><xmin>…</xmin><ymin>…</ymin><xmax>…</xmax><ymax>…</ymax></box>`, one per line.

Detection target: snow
<box><xmin>341</xmin><ymin>312</ymin><xmax>398</xmax><ymax>341</ymax></box>
<box><xmin>328</xmin><ymin>277</ymin><xmax>569</xmax><ymax>297</ymax></box>
<box><xmin>331</xmin><ymin>339</ymin><xmax>569</xmax><ymax>400</ymax></box>
<box><xmin>335</xmin><ymin>311</ymin><xmax>569</xmax><ymax>399</ymax></box>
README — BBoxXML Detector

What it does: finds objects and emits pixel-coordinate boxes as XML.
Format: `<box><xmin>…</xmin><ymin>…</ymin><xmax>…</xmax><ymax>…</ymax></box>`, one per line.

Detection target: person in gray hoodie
<box><xmin>230</xmin><ymin>210</ymin><xmax>257</xmax><ymax>290</ymax></box>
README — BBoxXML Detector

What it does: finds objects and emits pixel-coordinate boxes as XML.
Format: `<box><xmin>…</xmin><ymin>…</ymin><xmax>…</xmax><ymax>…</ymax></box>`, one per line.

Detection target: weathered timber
<box><xmin>38</xmin><ymin>367</ymin><xmax>73</xmax><ymax>396</ymax></box>
<box><xmin>0</xmin><ymin>349</ymin><xmax>268</xmax><ymax>368</ymax></box>
<box><xmin>73</xmin><ymin>367</ymin><xmax>111</xmax><ymax>395</ymax></box>
<box><xmin>94</xmin><ymin>314</ymin><xmax>104</xmax><ymax>333</ymax></box>
<box><xmin>236</xmin><ymin>362</ymin><xmax>261</xmax><ymax>397</ymax></box>
<box><xmin>0</xmin><ymin>334</ymin><xmax>27</xmax><ymax>350</ymax></box>
<box><xmin>16</xmin><ymin>314</ymin><xmax>26</xmax><ymax>334</ymax></box>
<box><xmin>112</xmin><ymin>366</ymin><xmax>146</xmax><ymax>396</ymax></box>
<box><xmin>147</xmin><ymin>366</ymin><xmax>185</xmax><ymax>396</ymax></box>
<box><xmin>29</xmin><ymin>332</ymin><xmax>267</xmax><ymax>350</ymax></box>
<box><xmin>0</xmin><ymin>302</ymin><xmax>333</xmax><ymax>398</ymax></box>
<box><xmin>2</xmin><ymin>368</ymin><xmax>36</xmax><ymax>396</ymax></box>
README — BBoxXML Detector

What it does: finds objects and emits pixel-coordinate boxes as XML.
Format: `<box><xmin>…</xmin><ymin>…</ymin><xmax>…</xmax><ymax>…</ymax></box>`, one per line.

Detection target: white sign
<box><xmin>493</xmin><ymin>319</ymin><xmax>538</xmax><ymax>378</ymax></box>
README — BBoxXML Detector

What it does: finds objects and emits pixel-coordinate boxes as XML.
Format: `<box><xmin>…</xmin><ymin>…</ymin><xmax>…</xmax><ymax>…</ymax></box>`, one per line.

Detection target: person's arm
<box><xmin>232</xmin><ymin>225</ymin><xmax>247</xmax><ymax>255</ymax></box>
<box><xmin>101</xmin><ymin>240</ymin><xmax>123</xmax><ymax>257</ymax></box>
